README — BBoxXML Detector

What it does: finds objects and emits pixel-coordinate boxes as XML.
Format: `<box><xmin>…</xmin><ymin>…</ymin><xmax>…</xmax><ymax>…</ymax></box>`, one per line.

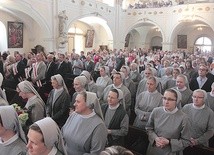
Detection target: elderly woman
<box><xmin>27</xmin><ymin>117</ymin><xmax>67</xmax><ymax>155</ymax></box>
<box><xmin>0</xmin><ymin>106</ymin><xmax>27</xmax><ymax>154</ymax></box>
<box><xmin>46</xmin><ymin>74</ymin><xmax>70</xmax><ymax>128</ymax></box>
<box><xmin>62</xmin><ymin>91</ymin><xmax>107</xmax><ymax>155</ymax></box>
<box><xmin>96</xmin><ymin>66</ymin><xmax>112</xmax><ymax>98</ymax></box>
<box><xmin>182</xmin><ymin>89</ymin><xmax>214</xmax><ymax>147</ymax></box>
<box><xmin>146</xmin><ymin>88</ymin><xmax>191</xmax><ymax>155</ymax></box>
<box><xmin>70</xmin><ymin>76</ymin><xmax>87</xmax><ymax>109</ymax></box>
<box><xmin>17</xmin><ymin>80</ymin><xmax>45</xmax><ymax>124</ymax></box>
<box><xmin>133</xmin><ymin>76</ymin><xmax>163</xmax><ymax>129</ymax></box>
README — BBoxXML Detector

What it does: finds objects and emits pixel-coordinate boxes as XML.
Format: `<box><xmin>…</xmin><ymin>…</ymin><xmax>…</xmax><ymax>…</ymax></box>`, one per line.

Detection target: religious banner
<box><xmin>8</xmin><ymin>21</ymin><xmax>23</xmax><ymax>48</ymax></box>
<box><xmin>85</xmin><ymin>30</ymin><xmax>95</xmax><ymax>48</ymax></box>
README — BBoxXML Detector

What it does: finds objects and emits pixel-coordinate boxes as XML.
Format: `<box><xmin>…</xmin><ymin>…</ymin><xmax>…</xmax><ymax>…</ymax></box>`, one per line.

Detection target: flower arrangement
<box><xmin>12</xmin><ymin>103</ymin><xmax>29</xmax><ymax>126</ymax></box>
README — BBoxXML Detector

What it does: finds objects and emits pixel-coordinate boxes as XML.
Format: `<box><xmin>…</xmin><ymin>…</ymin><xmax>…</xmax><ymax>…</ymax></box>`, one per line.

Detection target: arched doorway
<box><xmin>68</xmin><ymin>16</ymin><xmax>113</xmax><ymax>54</ymax></box>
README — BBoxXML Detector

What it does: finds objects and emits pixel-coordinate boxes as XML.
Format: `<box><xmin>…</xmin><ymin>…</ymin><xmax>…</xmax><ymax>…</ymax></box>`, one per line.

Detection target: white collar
<box><xmin>0</xmin><ymin>133</ymin><xmax>18</xmax><ymax>146</ymax></box>
<box><xmin>113</xmin><ymin>83</ymin><xmax>123</xmax><ymax>89</ymax></box>
<box><xmin>48</xmin><ymin>146</ymin><xmax>57</xmax><ymax>155</ymax></box>
<box><xmin>192</xmin><ymin>103</ymin><xmax>205</xmax><ymax>109</ymax></box>
<box><xmin>177</xmin><ymin>86</ymin><xmax>187</xmax><ymax>92</ymax></box>
<box><xmin>28</xmin><ymin>95</ymin><xmax>37</xmax><ymax>102</ymax></box>
<box><xmin>54</xmin><ymin>87</ymin><xmax>63</xmax><ymax>93</ymax></box>
<box><xmin>163</xmin><ymin>107</ymin><xmax>178</xmax><ymax>114</ymax></box>
<box><xmin>146</xmin><ymin>90</ymin><xmax>158</xmax><ymax>94</ymax></box>
<box><xmin>109</xmin><ymin>103</ymin><xmax>120</xmax><ymax>110</ymax></box>
<box><xmin>79</xmin><ymin>110</ymin><xmax>96</xmax><ymax>118</ymax></box>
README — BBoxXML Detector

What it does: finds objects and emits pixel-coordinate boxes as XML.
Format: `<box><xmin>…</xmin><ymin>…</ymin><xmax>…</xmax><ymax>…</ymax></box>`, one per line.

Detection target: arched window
<box><xmin>195</xmin><ymin>37</ymin><xmax>212</xmax><ymax>53</ymax></box>
<box><xmin>0</xmin><ymin>21</ymin><xmax>7</xmax><ymax>53</ymax></box>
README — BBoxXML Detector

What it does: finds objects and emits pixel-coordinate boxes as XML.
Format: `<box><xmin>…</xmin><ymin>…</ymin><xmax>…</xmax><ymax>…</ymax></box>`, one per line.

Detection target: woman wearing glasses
<box><xmin>146</xmin><ymin>88</ymin><xmax>191</xmax><ymax>155</ymax></box>
<box><xmin>182</xmin><ymin>89</ymin><xmax>214</xmax><ymax>147</ymax></box>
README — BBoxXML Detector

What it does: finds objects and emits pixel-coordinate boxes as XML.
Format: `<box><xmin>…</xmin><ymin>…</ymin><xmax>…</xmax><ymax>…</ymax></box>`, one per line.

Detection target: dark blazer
<box><xmin>45</xmin><ymin>61</ymin><xmax>57</xmax><ymax>83</ymax></box>
<box><xmin>189</xmin><ymin>78</ymin><xmax>213</xmax><ymax>92</ymax></box>
<box><xmin>55</xmin><ymin>61</ymin><xmax>70</xmax><ymax>80</ymax></box>
<box><xmin>14</xmin><ymin>60</ymin><xmax>26</xmax><ymax>81</ymax></box>
<box><xmin>46</xmin><ymin>89</ymin><xmax>70</xmax><ymax>128</ymax></box>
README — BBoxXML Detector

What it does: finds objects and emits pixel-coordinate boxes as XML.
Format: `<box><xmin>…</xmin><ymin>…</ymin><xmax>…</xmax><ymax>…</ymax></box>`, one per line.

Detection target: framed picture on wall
<box><xmin>85</xmin><ymin>30</ymin><xmax>94</xmax><ymax>48</ymax></box>
<box><xmin>177</xmin><ymin>35</ymin><xmax>187</xmax><ymax>49</ymax></box>
<box><xmin>7</xmin><ymin>21</ymin><xmax>23</xmax><ymax>48</ymax></box>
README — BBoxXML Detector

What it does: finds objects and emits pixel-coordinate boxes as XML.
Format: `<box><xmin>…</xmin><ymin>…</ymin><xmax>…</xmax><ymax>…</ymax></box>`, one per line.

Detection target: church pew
<box><xmin>125</xmin><ymin>125</ymin><xmax>214</xmax><ymax>155</ymax></box>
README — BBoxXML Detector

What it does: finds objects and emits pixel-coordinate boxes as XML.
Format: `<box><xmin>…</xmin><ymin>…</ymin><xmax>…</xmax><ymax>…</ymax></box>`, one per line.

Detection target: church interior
<box><xmin>0</xmin><ymin>0</ymin><xmax>214</xmax><ymax>155</ymax></box>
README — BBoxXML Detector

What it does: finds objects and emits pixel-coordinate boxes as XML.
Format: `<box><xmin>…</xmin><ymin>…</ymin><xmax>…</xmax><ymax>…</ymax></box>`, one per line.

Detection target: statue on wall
<box><xmin>58</xmin><ymin>10</ymin><xmax>68</xmax><ymax>37</ymax></box>
<box><xmin>58</xmin><ymin>10</ymin><xmax>68</xmax><ymax>48</ymax></box>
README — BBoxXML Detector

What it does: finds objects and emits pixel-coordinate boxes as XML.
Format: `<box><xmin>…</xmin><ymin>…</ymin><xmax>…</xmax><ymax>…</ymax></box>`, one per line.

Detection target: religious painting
<box><xmin>8</xmin><ymin>21</ymin><xmax>23</xmax><ymax>48</ymax></box>
<box><xmin>177</xmin><ymin>35</ymin><xmax>187</xmax><ymax>49</ymax></box>
<box><xmin>85</xmin><ymin>30</ymin><xmax>94</xmax><ymax>48</ymax></box>
<box><xmin>124</xmin><ymin>33</ymin><xmax>131</xmax><ymax>47</ymax></box>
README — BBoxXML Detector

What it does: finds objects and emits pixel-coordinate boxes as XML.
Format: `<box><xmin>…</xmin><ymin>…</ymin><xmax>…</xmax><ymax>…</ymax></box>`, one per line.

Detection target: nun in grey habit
<box><xmin>62</xmin><ymin>91</ymin><xmax>107</xmax><ymax>155</ymax></box>
<box><xmin>0</xmin><ymin>105</ymin><xmax>27</xmax><ymax>154</ymax></box>
<box><xmin>46</xmin><ymin>74</ymin><xmax>70</xmax><ymax>128</ymax></box>
<box><xmin>17</xmin><ymin>80</ymin><xmax>45</xmax><ymax>124</ymax></box>
<box><xmin>27</xmin><ymin>117</ymin><xmax>67</xmax><ymax>155</ymax></box>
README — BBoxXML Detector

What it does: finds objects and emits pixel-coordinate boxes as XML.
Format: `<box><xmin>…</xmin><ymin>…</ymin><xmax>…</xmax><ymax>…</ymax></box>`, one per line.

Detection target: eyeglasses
<box><xmin>162</xmin><ymin>97</ymin><xmax>176</xmax><ymax>102</ymax></box>
<box><xmin>192</xmin><ymin>96</ymin><xmax>204</xmax><ymax>99</ymax></box>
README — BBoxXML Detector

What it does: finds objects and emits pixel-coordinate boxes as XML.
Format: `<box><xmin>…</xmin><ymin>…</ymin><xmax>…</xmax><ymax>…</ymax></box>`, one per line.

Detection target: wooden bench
<box><xmin>125</xmin><ymin>125</ymin><xmax>214</xmax><ymax>155</ymax></box>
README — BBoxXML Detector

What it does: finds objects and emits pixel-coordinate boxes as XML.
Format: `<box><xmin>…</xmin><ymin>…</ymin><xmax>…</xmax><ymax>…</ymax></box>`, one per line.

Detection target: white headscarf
<box><xmin>85</xmin><ymin>91</ymin><xmax>104</xmax><ymax>120</ymax></box>
<box><xmin>115</xmin><ymin>88</ymin><xmax>123</xmax><ymax>100</ymax></box>
<box><xmin>34</xmin><ymin>117</ymin><xmax>67</xmax><ymax>155</ymax></box>
<box><xmin>0</xmin><ymin>105</ymin><xmax>27</xmax><ymax>144</ymax></box>
<box><xmin>170</xmin><ymin>88</ymin><xmax>182</xmax><ymax>109</ymax></box>
<box><xmin>74</xmin><ymin>76</ymin><xmax>87</xmax><ymax>88</ymax></box>
<box><xmin>122</xmin><ymin>66</ymin><xmax>130</xmax><ymax>75</ymax></box>
<box><xmin>17</xmin><ymin>80</ymin><xmax>45</xmax><ymax>107</ymax></box>
<box><xmin>0</xmin><ymin>73</ymin><xmax>7</xmax><ymax>102</ymax></box>
<box><xmin>103</xmin><ymin>66</ymin><xmax>110</xmax><ymax>76</ymax></box>
<box><xmin>117</xmin><ymin>72</ymin><xmax>125</xmax><ymax>80</ymax></box>
<box><xmin>51</xmin><ymin>74</ymin><xmax>68</xmax><ymax>93</ymax></box>
<box><xmin>81</xmin><ymin>70</ymin><xmax>93</xmax><ymax>82</ymax></box>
